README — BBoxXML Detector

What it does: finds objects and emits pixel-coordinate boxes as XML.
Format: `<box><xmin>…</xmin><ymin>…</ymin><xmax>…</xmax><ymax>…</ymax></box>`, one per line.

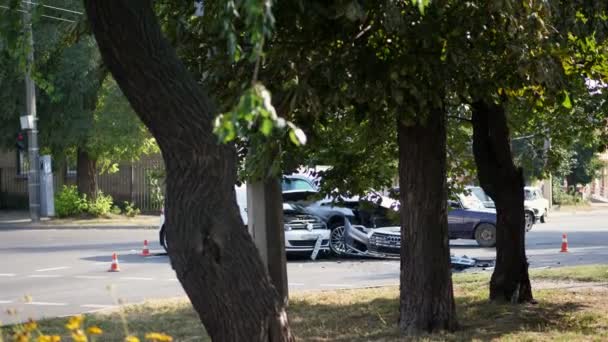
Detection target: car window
<box><xmin>282</xmin><ymin>178</ymin><xmax>315</xmax><ymax>192</ymax></box>
<box><xmin>448</xmin><ymin>200</ymin><xmax>462</xmax><ymax>209</ymax></box>
<box><xmin>524</xmin><ymin>189</ymin><xmax>535</xmax><ymax>200</ymax></box>
<box><xmin>470</xmin><ymin>187</ymin><xmax>490</xmax><ymax>202</ymax></box>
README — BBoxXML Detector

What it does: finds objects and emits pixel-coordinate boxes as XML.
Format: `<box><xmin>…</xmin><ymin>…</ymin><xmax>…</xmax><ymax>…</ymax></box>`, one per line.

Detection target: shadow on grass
<box><xmin>24</xmin><ymin>288</ymin><xmax>606</xmax><ymax>341</ymax></box>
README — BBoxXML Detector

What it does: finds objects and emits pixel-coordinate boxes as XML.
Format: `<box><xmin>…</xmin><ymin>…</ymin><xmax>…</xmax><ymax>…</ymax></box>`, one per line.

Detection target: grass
<box><xmin>4</xmin><ymin>265</ymin><xmax>608</xmax><ymax>341</ymax></box>
<box><xmin>530</xmin><ymin>265</ymin><xmax>608</xmax><ymax>283</ymax></box>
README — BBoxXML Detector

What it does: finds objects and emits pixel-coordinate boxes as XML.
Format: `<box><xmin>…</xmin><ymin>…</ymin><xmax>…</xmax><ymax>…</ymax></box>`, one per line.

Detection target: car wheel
<box><xmin>525</xmin><ymin>211</ymin><xmax>534</xmax><ymax>232</ymax></box>
<box><xmin>329</xmin><ymin>225</ymin><xmax>348</xmax><ymax>256</ymax></box>
<box><xmin>475</xmin><ymin>223</ymin><xmax>496</xmax><ymax>248</ymax></box>
<box><xmin>540</xmin><ymin>209</ymin><xmax>547</xmax><ymax>223</ymax></box>
<box><xmin>159</xmin><ymin>225</ymin><xmax>168</xmax><ymax>252</ymax></box>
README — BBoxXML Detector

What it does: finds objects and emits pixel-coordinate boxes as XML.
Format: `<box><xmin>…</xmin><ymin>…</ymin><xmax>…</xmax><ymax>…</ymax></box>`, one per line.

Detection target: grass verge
<box><xmin>4</xmin><ymin>266</ymin><xmax>607</xmax><ymax>341</ymax></box>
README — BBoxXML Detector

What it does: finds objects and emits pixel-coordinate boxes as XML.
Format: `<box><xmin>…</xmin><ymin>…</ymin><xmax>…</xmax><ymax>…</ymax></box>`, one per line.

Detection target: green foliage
<box><xmin>146</xmin><ymin>167</ymin><xmax>166</xmax><ymax>209</ymax></box>
<box><xmin>54</xmin><ymin>185</ymin><xmax>88</xmax><ymax>218</ymax></box>
<box><xmin>54</xmin><ymin>185</ymin><xmax>117</xmax><ymax>218</ymax></box>
<box><xmin>110</xmin><ymin>205</ymin><xmax>122</xmax><ymax>215</ymax></box>
<box><xmin>552</xmin><ymin>177</ymin><xmax>585</xmax><ymax>206</ymax></box>
<box><xmin>123</xmin><ymin>201</ymin><xmax>141</xmax><ymax>218</ymax></box>
<box><xmin>86</xmin><ymin>191</ymin><xmax>113</xmax><ymax>217</ymax></box>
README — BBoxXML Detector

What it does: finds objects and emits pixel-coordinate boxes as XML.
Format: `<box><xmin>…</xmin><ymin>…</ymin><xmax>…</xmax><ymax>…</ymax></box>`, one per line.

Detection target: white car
<box><xmin>524</xmin><ymin>186</ymin><xmax>549</xmax><ymax>223</ymax></box>
<box><xmin>159</xmin><ymin>177</ymin><xmax>330</xmax><ymax>254</ymax></box>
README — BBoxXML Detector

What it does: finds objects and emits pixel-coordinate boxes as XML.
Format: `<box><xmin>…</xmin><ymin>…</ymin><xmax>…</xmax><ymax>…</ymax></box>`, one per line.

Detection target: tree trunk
<box><xmin>83</xmin><ymin>1</ymin><xmax>293</xmax><ymax>341</ymax></box>
<box><xmin>471</xmin><ymin>100</ymin><xmax>533</xmax><ymax>303</ymax></box>
<box><xmin>397</xmin><ymin>106</ymin><xmax>458</xmax><ymax>334</ymax></box>
<box><xmin>76</xmin><ymin>148</ymin><xmax>97</xmax><ymax>200</ymax></box>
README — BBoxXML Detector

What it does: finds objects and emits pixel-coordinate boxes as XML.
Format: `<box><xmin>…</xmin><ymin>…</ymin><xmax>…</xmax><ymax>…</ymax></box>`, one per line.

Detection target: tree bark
<box><xmin>471</xmin><ymin>100</ymin><xmax>533</xmax><ymax>303</ymax></box>
<box><xmin>83</xmin><ymin>1</ymin><xmax>293</xmax><ymax>341</ymax></box>
<box><xmin>397</xmin><ymin>106</ymin><xmax>458</xmax><ymax>334</ymax></box>
<box><xmin>76</xmin><ymin>148</ymin><xmax>97</xmax><ymax>200</ymax></box>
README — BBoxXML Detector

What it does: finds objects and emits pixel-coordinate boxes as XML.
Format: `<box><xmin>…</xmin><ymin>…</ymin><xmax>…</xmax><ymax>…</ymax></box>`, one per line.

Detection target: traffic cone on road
<box><xmin>141</xmin><ymin>240</ymin><xmax>150</xmax><ymax>257</ymax></box>
<box><xmin>109</xmin><ymin>253</ymin><xmax>120</xmax><ymax>272</ymax></box>
<box><xmin>560</xmin><ymin>234</ymin><xmax>569</xmax><ymax>253</ymax></box>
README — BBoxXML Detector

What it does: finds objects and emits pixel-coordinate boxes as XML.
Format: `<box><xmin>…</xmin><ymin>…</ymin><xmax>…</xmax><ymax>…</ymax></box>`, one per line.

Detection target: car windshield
<box><xmin>470</xmin><ymin>187</ymin><xmax>491</xmax><ymax>202</ymax></box>
<box><xmin>458</xmin><ymin>193</ymin><xmax>486</xmax><ymax>210</ymax></box>
<box><xmin>282</xmin><ymin>178</ymin><xmax>316</xmax><ymax>192</ymax></box>
<box><xmin>524</xmin><ymin>189</ymin><xmax>535</xmax><ymax>200</ymax></box>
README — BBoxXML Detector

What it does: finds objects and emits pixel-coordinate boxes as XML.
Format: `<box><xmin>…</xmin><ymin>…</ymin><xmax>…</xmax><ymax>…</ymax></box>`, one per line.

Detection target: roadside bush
<box><xmin>123</xmin><ymin>201</ymin><xmax>141</xmax><ymax>217</ymax></box>
<box><xmin>553</xmin><ymin>178</ymin><xmax>585</xmax><ymax>206</ymax></box>
<box><xmin>111</xmin><ymin>205</ymin><xmax>122</xmax><ymax>215</ymax></box>
<box><xmin>55</xmin><ymin>185</ymin><xmax>88</xmax><ymax>217</ymax></box>
<box><xmin>87</xmin><ymin>191</ymin><xmax>114</xmax><ymax>217</ymax></box>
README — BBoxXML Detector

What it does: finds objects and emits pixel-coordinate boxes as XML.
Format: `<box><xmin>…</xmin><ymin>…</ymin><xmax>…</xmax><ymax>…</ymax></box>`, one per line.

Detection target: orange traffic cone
<box><xmin>109</xmin><ymin>252</ymin><xmax>120</xmax><ymax>272</ymax></box>
<box><xmin>560</xmin><ymin>234</ymin><xmax>569</xmax><ymax>253</ymax></box>
<box><xmin>141</xmin><ymin>240</ymin><xmax>150</xmax><ymax>257</ymax></box>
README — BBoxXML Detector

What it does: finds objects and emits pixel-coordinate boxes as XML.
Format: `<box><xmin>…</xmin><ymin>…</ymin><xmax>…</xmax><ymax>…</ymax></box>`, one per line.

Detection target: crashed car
<box><xmin>343</xmin><ymin>221</ymin><xmax>484</xmax><ymax>269</ymax></box>
<box><xmin>282</xmin><ymin>202</ymin><xmax>330</xmax><ymax>254</ymax></box>
<box><xmin>159</xmin><ymin>176</ymin><xmax>329</xmax><ymax>255</ymax></box>
<box><xmin>314</xmin><ymin>191</ymin><xmax>501</xmax><ymax>257</ymax></box>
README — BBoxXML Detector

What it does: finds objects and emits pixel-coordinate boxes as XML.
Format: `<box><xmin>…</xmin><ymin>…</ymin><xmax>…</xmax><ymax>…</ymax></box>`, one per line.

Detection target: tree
<box><xmin>83</xmin><ymin>1</ymin><xmax>293</xmax><ymax>340</ymax></box>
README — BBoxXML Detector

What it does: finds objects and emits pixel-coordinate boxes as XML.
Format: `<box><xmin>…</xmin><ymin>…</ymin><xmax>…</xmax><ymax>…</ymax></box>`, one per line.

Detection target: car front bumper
<box><xmin>285</xmin><ymin>229</ymin><xmax>330</xmax><ymax>252</ymax></box>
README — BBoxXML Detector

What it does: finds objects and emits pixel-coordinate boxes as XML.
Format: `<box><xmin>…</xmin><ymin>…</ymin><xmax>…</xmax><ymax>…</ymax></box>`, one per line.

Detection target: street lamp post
<box><xmin>22</xmin><ymin>1</ymin><xmax>41</xmax><ymax>222</ymax></box>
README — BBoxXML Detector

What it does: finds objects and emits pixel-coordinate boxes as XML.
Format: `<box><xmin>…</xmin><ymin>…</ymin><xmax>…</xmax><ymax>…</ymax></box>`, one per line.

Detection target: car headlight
<box><xmin>284</xmin><ymin>224</ymin><xmax>292</xmax><ymax>231</ymax></box>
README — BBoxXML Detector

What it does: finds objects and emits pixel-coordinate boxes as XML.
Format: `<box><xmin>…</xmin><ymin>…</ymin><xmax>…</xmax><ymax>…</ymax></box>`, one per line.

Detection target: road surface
<box><xmin>1</xmin><ymin>210</ymin><xmax>607</xmax><ymax>324</ymax></box>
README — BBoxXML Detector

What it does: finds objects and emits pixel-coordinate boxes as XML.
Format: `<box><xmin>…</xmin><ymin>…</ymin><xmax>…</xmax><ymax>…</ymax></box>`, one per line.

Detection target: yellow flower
<box><xmin>71</xmin><ymin>330</ymin><xmax>88</xmax><ymax>342</ymax></box>
<box><xmin>37</xmin><ymin>336</ymin><xmax>61</xmax><ymax>342</ymax></box>
<box><xmin>125</xmin><ymin>336</ymin><xmax>140</xmax><ymax>342</ymax></box>
<box><xmin>15</xmin><ymin>332</ymin><xmax>30</xmax><ymax>342</ymax></box>
<box><xmin>65</xmin><ymin>315</ymin><xmax>84</xmax><ymax>330</ymax></box>
<box><xmin>145</xmin><ymin>332</ymin><xmax>173</xmax><ymax>342</ymax></box>
<box><xmin>86</xmin><ymin>326</ymin><xmax>103</xmax><ymax>336</ymax></box>
<box><xmin>24</xmin><ymin>319</ymin><xmax>38</xmax><ymax>332</ymax></box>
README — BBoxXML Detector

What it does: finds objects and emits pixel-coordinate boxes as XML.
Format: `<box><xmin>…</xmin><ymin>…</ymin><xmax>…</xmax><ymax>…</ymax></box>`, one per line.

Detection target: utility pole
<box><xmin>23</xmin><ymin>1</ymin><xmax>40</xmax><ymax>222</ymax></box>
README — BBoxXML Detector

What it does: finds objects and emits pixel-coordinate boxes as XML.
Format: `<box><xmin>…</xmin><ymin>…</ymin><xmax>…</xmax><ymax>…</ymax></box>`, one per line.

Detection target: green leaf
<box><xmin>562</xmin><ymin>91</ymin><xmax>572</xmax><ymax>109</ymax></box>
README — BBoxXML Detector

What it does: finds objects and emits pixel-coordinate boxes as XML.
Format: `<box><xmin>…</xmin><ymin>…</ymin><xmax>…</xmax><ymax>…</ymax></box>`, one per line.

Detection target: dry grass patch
<box><xmin>19</xmin><ymin>283</ymin><xmax>607</xmax><ymax>342</ymax></box>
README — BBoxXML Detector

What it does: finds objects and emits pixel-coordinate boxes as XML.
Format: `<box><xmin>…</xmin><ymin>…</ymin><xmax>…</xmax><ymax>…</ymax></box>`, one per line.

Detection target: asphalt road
<box><xmin>1</xmin><ymin>210</ymin><xmax>607</xmax><ymax>324</ymax></box>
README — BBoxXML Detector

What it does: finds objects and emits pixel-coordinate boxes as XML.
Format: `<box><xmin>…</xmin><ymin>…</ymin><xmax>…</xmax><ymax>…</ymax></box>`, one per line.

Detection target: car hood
<box><xmin>373</xmin><ymin>226</ymin><xmax>401</xmax><ymax>235</ymax></box>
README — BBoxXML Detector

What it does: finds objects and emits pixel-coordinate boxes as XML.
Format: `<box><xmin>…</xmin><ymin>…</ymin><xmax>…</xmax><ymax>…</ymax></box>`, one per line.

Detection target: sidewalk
<box><xmin>550</xmin><ymin>202</ymin><xmax>608</xmax><ymax>217</ymax></box>
<box><xmin>0</xmin><ymin>210</ymin><xmax>159</xmax><ymax>229</ymax></box>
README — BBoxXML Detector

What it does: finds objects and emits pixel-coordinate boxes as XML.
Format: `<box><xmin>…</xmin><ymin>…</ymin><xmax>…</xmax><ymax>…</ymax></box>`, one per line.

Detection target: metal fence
<box><xmin>0</xmin><ymin>159</ymin><xmax>165</xmax><ymax>213</ymax></box>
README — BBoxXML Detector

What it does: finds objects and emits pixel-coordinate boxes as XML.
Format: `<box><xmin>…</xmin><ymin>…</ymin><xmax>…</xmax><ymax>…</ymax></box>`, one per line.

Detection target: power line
<box><xmin>21</xmin><ymin>0</ymin><xmax>83</xmax><ymax>15</ymax></box>
<box><xmin>0</xmin><ymin>5</ymin><xmax>75</xmax><ymax>23</ymax></box>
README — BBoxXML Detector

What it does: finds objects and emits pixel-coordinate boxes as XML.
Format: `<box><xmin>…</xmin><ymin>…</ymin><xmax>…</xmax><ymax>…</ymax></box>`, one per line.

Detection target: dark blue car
<box><xmin>448</xmin><ymin>194</ymin><xmax>497</xmax><ymax>247</ymax></box>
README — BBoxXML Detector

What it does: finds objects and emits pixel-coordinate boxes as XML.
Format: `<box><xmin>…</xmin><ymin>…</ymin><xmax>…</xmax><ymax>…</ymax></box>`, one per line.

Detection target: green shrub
<box><xmin>87</xmin><ymin>191</ymin><xmax>114</xmax><ymax>217</ymax></box>
<box><xmin>111</xmin><ymin>205</ymin><xmax>122</xmax><ymax>215</ymax></box>
<box><xmin>123</xmin><ymin>201</ymin><xmax>141</xmax><ymax>217</ymax></box>
<box><xmin>55</xmin><ymin>185</ymin><xmax>88</xmax><ymax>217</ymax></box>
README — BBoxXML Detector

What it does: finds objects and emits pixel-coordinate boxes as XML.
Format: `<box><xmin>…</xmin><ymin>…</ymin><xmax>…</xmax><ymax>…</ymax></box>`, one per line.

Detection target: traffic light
<box><xmin>16</xmin><ymin>132</ymin><xmax>26</xmax><ymax>151</ymax></box>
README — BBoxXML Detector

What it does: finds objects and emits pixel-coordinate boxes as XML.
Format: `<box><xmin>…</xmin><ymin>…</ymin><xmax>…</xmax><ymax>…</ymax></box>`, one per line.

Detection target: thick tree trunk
<box><xmin>471</xmin><ymin>101</ymin><xmax>533</xmax><ymax>303</ymax></box>
<box><xmin>83</xmin><ymin>1</ymin><xmax>293</xmax><ymax>341</ymax></box>
<box><xmin>397</xmin><ymin>106</ymin><xmax>458</xmax><ymax>334</ymax></box>
<box><xmin>76</xmin><ymin>148</ymin><xmax>97</xmax><ymax>200</ymax></box>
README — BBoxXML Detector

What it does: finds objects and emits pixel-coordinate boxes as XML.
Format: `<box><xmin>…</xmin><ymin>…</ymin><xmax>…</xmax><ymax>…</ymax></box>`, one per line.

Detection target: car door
<box><xmin>447</xmin><ymin>201</ymin><xmax>465</xmax><ymax>238</ymax></box>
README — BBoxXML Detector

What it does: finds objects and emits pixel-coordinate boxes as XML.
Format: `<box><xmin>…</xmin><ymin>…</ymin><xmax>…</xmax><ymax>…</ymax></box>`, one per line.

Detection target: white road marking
<box><xmin>162</xmin><ymin>278</ymin><xmax>179</xmax><ymax>282</ymax></box>
<box><xmin>0</xmin><ymin>273</ymin><xmax>16</xmax><ymax>277</ymax></box>
<box><xmin>320</xmin><ymin>284</ymin><xmax>354</xmax><ymax>288</ymax></box>
<box><xmin>26</xmin><ymin>302</ymin><xmax>67</xmax><ymax>306</ymax></box>
<box><xmin>289</xmin><ymin>283</ymin><xmax>305</xmax><ymax>286</ymax></box>
<box><xmin>120</xmin><ymin>277</ymin><xmax>154</xmax><ymax>281</ymax></box>
<box><xmin>74</xmin><ymin>275</ymin><xmax>108</xmax><ymax>280</ymax></box>
<box><xmin>81</xmin><ymin>304</ymin><xmax>115</xmax><ymax>309</ymax></box>
<box><xmin>36</xmin><ymin>266</ymin><xmax>70</xmax><ymax>272</ymax></box>
<box><xmin>0</xmin><ymin>300</ymin><xmax>13</xmax><ymax>304</ymax></box>
<box><xmin>28</xmin><ymin>275</ymin><xmax>62</xmax><ymax>278</ymax></box>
